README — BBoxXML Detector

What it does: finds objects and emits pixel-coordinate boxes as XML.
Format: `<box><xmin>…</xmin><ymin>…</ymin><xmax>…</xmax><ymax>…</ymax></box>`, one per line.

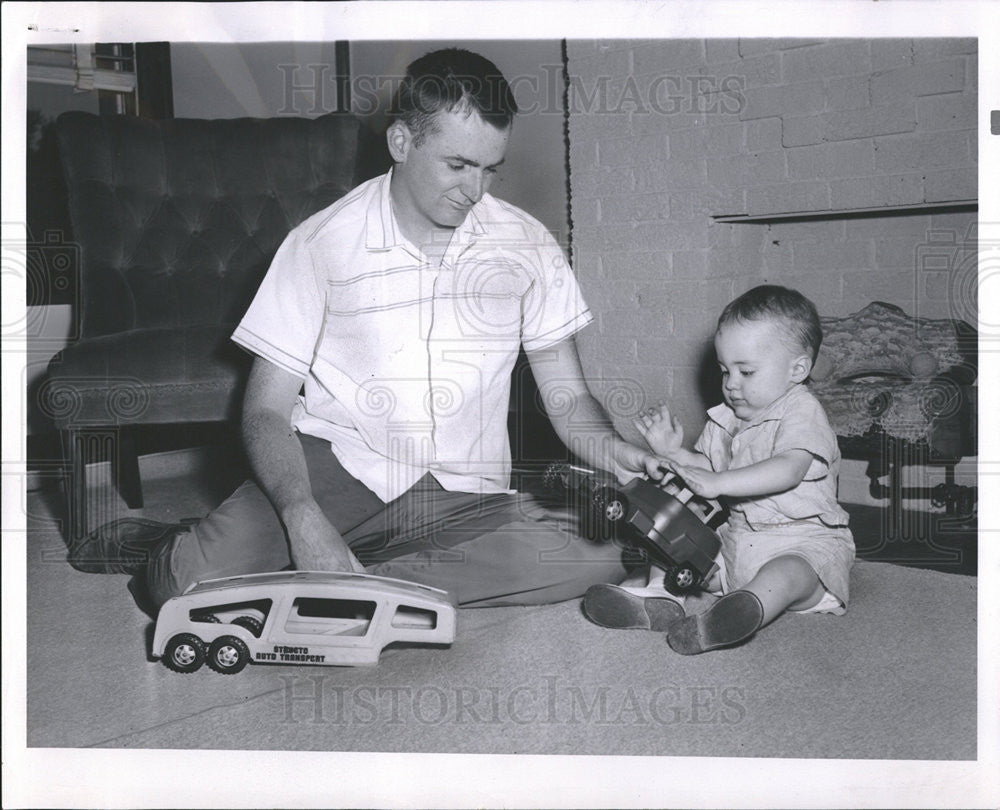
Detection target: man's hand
<box><xmin>282</xmin><ymin>500</ymin><xmax>366</xmax><ymax>573</ymax></box>
<box><xmin>634</xmin><ymin>402</ymin><xmax>684</xmax><ymax>458</ymax></box>
<box><xmin>611</xmin><ymin>440</ymin><xmax>667</xmax><ymax>483</ymax></box>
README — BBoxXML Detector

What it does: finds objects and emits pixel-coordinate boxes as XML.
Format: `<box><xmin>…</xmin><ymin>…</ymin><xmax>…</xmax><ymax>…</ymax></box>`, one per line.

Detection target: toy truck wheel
<box><xmin>164</xmin><ymin>634</ymin><xmax>206</xmax><ymax>673</ymax></box>
<box><xmin>586</xmin><ymin>487</ymin><xmax>628</xmax><ymax>541</ymax></box>
<box><xmin>665</xmin><ymin>564</ymin><xmax>698</xmax><ymax>595</ymax></box>
<box><xmin>232</xmin><ymin>615</ymin><xmax>264</xmax><ymax>637</ymax></box>
<box><xmin>207</xmin><ymin>635</ymin><xmax>251</xmax><ymax>674</ymax></box>
<box><xmin>595</xmin><ymin>488</ymin><xmax>627</xmax><ymax>522</ymax></box>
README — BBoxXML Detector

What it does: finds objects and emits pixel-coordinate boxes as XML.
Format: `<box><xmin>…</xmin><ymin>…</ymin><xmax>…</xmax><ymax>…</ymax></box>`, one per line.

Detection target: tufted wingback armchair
<box><xmin>43</xmin><ymin>110</ymin><xmax>374</xmax><ymax>539</ymax></box>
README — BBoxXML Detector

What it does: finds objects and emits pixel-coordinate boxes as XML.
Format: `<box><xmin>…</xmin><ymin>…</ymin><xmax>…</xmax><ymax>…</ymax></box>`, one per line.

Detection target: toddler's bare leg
<box><xmin>744</xmin><ymin>554</ymin><xmax>824</xmax><ymax>625</ymax></box>
<box><xmin>620</xmin><ymin>564</ymin><xmax>670</xmax><ymax>593</ymax></box>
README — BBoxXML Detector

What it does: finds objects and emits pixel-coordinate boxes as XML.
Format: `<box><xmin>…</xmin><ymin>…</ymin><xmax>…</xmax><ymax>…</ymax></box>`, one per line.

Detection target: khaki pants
<box><xmin>147</xmin><ymin>433</ymin><xmax>628</xmax><ymax>609</ymax></box>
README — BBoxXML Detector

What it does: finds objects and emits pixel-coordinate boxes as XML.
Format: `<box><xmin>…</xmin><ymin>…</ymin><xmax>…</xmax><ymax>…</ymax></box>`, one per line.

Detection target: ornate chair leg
<box><xmin>886</xmin><ymin>438</ymin><xmax>904</xmax><ymax>541</ymax></box>
<box><xmin>61</xmin><ymin>428</ymin><xmax>88</xmax><ymax>546</ymax></box>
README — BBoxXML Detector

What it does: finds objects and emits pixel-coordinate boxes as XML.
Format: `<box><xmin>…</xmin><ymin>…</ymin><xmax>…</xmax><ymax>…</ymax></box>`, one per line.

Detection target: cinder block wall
<box><xmin>567</xmin><ymin>38</ymin><xmax>978</xmax><ymax>483</ymax></box>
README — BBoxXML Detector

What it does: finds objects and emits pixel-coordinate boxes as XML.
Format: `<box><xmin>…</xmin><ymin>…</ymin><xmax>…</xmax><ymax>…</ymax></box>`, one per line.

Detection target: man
<box><xmin>78</xmin><ymin>48</ymin><xmax>659</xmax><ymax>608</ymax></box>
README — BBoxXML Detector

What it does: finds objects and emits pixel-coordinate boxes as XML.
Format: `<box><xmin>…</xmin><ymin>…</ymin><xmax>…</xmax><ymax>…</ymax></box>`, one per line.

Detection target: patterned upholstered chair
<box><xmin>810</xmin><ymin>301</ymin><xmax>977</xmax><ymax>535</ymax></box>
<box><xmin>42</xmin><ymin>111</ymin><xmax>376</xmax><ymax>540</ymax></box>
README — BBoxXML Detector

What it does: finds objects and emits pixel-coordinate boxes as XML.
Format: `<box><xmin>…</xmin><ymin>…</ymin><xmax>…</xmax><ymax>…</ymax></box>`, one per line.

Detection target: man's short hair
<box><xmin>389</xmin><ymin>48</ymin><xmax>518</xmax><ymax>145</ymax></box>
<box><xmin>718</xmin><ymin>284</ymin><xmax>823</xmax><ymax>361</ymax></box>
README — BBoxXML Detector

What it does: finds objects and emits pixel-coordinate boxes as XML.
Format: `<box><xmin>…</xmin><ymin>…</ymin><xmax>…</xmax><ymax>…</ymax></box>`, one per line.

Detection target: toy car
<box><xmin>152</xmin><ymin>571</ymin><xmax>457</xmax><ymax>674</ymax></box>
<box><xmin>543</xmin><ymin>463</ymin><xmax>723</xmax><ymax>594</ymax></box>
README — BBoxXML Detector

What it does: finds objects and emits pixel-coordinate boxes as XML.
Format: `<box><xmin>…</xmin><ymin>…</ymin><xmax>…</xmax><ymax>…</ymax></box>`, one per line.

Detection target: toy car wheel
<box><xmin>585</xmin><ymin>488</ymin><xmax>628</xmax><ymax>542</ymax></box>
<box><xmin>232</xmin><ymin>615</ymin><xmax>264</xmax><ymax>638</ymax></box>
<box><xmin>594</xmin><ymin>487</ymin><xmax>627</xmax><ymax>522</ymax></box>
<box><xmin>670</xmin><ymin>564</ymin><xmax>697</xmax><ymax>592</ymax></box>
<box><xmin>164</xmin><ymin>633</ymin><xmax>206</xmax><ymax>673</ymax></box>
<box><xmin>207</xmin><ymin>635</ymin><xmax>251</xmax><ymax>674</ymax></box>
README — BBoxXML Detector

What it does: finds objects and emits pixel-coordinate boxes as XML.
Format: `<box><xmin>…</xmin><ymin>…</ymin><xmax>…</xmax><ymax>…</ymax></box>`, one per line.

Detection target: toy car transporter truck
<box><xmin>153</xmin><ymin>571</ymin><xmax>457</xmax><ymax>674</ymax></box>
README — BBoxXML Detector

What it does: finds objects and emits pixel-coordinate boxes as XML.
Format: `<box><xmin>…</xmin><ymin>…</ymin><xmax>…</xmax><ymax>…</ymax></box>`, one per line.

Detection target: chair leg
<box><xmin>113</xmin><ymin>427</ymin><xmax>144</xmax><ymax>509</ymax></box>
<box><xmin>61</xmin><ymin>428</ymin><xmax>88</xmax><ymax>545</ymax></box>
<box><xmin>887</xmin><ymin>440</ymin><xmax>903</xmax><ymax>541</ymax></box>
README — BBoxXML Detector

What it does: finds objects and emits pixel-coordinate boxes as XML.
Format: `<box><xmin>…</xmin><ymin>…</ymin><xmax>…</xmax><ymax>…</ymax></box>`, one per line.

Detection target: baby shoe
<box><xmin>666</xmin><ymin>590</ymin><xmax>763</xmax><ymax>655</ymax></box>
<box><xmin>583</xmin><ymin>583</ymin><xmax>685</xmax><ymax>631</ymax></box>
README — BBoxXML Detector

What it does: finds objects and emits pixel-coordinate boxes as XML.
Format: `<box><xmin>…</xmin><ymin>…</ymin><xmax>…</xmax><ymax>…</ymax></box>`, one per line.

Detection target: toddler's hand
<box><xmin>673</xmin><ymin>464</ymin><xmax>724</xmax><ymax>500</ymax></box>
<box><xmin>634</xmin><ymin>402</ymin><xmax>684</xmax><ymax>457</ymax></box>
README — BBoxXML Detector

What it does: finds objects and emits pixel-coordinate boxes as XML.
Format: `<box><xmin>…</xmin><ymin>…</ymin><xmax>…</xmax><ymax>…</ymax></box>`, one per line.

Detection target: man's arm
<box><xmin>241</xmin><ymin>356</ymin><xmax>363</xmax><ymax>572</ymax></box>
<box><xmin>526</xmin><ymin>335</ymin><xmax>661</xmax><ymax>482</ymax></box>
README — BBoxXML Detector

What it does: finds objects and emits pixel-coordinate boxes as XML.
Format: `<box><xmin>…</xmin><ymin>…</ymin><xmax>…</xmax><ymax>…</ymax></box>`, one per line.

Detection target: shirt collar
<box><xmin>364</xmin><ymin>168</ymin><xmax>487</xmax><ymax>253</ymax></box>
<box><xmin>706</xmin><ymin>384</ymin><xmax>806</xmax><ymax>436</ymax></box>
<box><xmin>365</xmin><ymin>170</ymin><xmax>398</xmax><ymax>251</ymax></box>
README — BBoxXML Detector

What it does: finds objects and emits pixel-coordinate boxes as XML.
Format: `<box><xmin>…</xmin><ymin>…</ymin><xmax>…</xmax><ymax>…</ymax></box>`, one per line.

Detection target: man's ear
<box><xmin>791</xmin><ymin>354</ymin><xmax>812</xmax><ymax>383</ymax></box>
<box><xmin>386</xmin><ymin>121</ymin><xmax>413</xmax><ymax>163</ymax></box>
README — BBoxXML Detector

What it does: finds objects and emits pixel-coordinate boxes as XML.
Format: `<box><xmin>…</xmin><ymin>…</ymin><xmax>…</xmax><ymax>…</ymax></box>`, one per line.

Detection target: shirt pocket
<box><xmin>326</xmin><ymin>267</ymin><xmax>423</xmax><ymax>318</ymax></box>
<box><xmin>445</xmin><ymin>256</ymin><xmax>529</xmax><ymax>339</ymax></box>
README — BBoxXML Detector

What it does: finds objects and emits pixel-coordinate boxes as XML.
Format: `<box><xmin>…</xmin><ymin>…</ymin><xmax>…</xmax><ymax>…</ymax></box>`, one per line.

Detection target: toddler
<box><xmin>584</xmin><ymin>285</ymin><xmax>855</xmax><ymax>654</ymax></box>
